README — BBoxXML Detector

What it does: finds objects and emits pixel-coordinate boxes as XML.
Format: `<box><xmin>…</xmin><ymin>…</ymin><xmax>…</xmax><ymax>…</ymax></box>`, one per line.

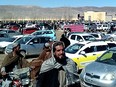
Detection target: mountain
<box><xmin>0</xmin><ymin>5</ymin><xmax>116</xmax><ymax>20</ymax></box>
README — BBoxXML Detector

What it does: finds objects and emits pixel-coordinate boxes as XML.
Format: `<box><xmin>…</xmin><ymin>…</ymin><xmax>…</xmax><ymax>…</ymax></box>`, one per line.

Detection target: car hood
<box><xmin>65</xmin><ymin>52</ymin><xmax>78</xmax><ymax>59</ymax></box>
<box><xmin>0</xmin><ymin>41</ymin><xmax>12</xmax><ymax>47</ymax></box>
<box><xmin>85</xmin><ymin>62</ymin><xmax>116</xmax><ymax>76</ymax></box>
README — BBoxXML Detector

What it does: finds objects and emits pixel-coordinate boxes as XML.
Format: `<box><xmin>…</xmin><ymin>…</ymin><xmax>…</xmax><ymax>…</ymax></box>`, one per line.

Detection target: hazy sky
<box><xmin>0</xmin><ymin>0</ymin><xmax>115</xmax><ymax>8</ymax></box>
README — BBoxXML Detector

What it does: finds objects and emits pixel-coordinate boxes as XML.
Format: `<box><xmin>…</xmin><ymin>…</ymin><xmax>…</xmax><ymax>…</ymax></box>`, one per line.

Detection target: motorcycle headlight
<box><xmin>103</xmin><ymin>73</ymin><xmax>115</xmax><ymax>81</ymax></box>
<box><xmin>22</xmin><ymin>79</ymin><xmax>30</xmax><ymax>85</ymax></box>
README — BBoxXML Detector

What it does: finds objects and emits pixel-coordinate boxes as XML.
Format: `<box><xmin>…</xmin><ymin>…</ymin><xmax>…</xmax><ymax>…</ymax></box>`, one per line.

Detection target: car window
<box><xmin>46</xmin><ymin>31</ymin><xmax>52</xmax><ymax>34</ymax></box>
<box><xmin>31</xmin><ymin>38</ymin><xmax>40</xmax><ymax>44</ymax></box>
<box><xmin>96</xmin><ymin>45</ymin><xmax>108</xmax><ymax>51</ymax></box>
<box><xmin>76</xmin><ymin>35</ymin><xmax>83</xmax><ymax>41</ymax></box>
<box><xmin>39</xmin><ymin>37</ymin><xmax>50</xmax><ymax>43</ymax></box>
<box><xmin>70</xmin><ymin>35</ymin><xmax>76</xmax><ymax>40</ymax></box>
<box><xmin>8</xmin><ymin>30</ymin><xmax>15</xmax><ymax>33</ymax></box>
<box><xmin>107</xmin><ymin>43</ymin><xmax>116</xmax><ymax>48</ymax></box>
<box><xmin>97</xmin><ymin>51</ymin><xmax>116</xmax><ymax>65</ymax></box>
<box><xmin>0</xmin><ymin>34</ymin><xmax>5</xmax><ymax>37</ymax></box>
<box><xmin>83</xmin><ymin>46</ymin><xmax>95</xmax><ymax>53</ymax></box>
<box><xmin>83</xmin><ymin>36</ymin><xmax>95</xmax><ymax>41</ymax></box>
<box><xmin>91</xmin><ymin>34</ymin><xmax>99</xmax><ymax>38</ymax></box>
<box><xmin>15</xmin><ymin>36</ymin><xmax>32</xmax><ymax>44</ymax></box>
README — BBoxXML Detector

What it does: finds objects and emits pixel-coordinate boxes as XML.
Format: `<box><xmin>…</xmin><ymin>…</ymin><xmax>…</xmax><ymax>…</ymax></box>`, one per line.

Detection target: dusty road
<box><xmin>0</xmin><ymin>30</ymin><xmax>63</xmax><ymax>66</ymax></box>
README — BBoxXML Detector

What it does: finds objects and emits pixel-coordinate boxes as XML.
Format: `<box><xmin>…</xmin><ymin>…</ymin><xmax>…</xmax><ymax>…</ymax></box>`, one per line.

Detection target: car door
<box><xmin>73</xmin><ymin>46</ymin><xmax>97</xmax><ymax>69</ymax></box>
<box><xmin>25</xmin><ymin>37</ymin><xmax>42</xmax><ymax>55</ymax></box>
<box><xmin>95</xmin><ymin>45</ymin><xmax>108</xmax><ymax>58</ymax></box>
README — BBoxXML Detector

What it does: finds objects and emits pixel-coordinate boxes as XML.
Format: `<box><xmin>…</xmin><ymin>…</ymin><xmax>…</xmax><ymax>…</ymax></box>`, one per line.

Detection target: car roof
<box><xmin>70</xmin><ymin>33</ymin><xmax>93</xmax><ymax>36</ymax></box>
<box><xmin>34</xmin><ymin>29</ymin><xmax>55</xmax><ymax>32</ymax></box>
<box><xmin>72</xmin><ymin>41</ymin><xmax>112</xmax><ymax>45</ymax></box>
<box><xmin>23</xmin><ymin>34</ymin><xmax>52</xmax><ymax>38</ymax></box>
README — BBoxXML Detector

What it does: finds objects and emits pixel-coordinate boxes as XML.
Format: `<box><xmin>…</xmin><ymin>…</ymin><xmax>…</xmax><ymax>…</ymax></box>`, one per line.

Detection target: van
<box><xmin>65</xmin><ymin>41</ymin><xmax>116</xmax><ymax>69</ymax></box>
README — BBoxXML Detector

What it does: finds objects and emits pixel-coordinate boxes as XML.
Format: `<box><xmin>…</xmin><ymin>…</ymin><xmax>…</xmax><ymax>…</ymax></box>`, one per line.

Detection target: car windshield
<box><xmin>14</xmin><ymin>36</ymin><xmax>32</xmax><ymax>44</ymax></box>
<box><xmin>96</xmin><ymin>50</ymin><xmax>116</xmax><ymax>65</ymax></box>
<box><xmin>65</xmin><ymin>43</ymin><xmax>84</xmax><ymax>53</ymax></box>
<box><xmin>83</xmin><ymin>35</ymin><xmax>96</xmax><ymax>41</ymax></box>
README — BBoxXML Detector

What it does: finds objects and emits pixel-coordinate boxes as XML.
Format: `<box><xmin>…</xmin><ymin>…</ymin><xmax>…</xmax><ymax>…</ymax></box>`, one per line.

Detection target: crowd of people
<box><xmin>0</xmin><ymin>33</ymin><xmax>80</xmax><ymax>87</ymax></box>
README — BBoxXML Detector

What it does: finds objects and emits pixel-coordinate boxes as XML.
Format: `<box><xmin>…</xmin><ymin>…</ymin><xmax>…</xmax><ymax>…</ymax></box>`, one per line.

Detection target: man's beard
<box><xmin>55</xmin><ymin>54</ymin><xmax>66</xmax><ymax>63</ymax></box>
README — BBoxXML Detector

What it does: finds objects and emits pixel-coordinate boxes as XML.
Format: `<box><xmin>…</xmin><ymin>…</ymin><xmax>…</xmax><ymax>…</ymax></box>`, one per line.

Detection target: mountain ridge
<box><xmin>0</xmin><ymin>5</ymin><xmax>115</xmax><ymax>20</ymax></box>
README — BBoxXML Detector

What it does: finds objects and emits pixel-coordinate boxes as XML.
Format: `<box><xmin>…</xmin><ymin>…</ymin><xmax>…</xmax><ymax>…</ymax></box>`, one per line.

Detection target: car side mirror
<box><xmin>29</xmin><ymin>42</ymin><xmax>33</xmax><ymax>45</ymax></box>
<box><xmin>80</xmin><ymin>51</ymin><xmax>87</xmax><ymax>57</ymax></box>
<box><xmin>80</xmin><ymin>51</ymin><xmax>85</xmax><ymax>54</ymax></box>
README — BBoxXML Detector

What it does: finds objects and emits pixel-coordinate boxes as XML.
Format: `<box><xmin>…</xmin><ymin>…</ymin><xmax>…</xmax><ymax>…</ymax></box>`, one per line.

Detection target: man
<box><xmin>0</xmin><ymin>43</ymin><xmax>29</xmax><ymax>76</ymax></box>
<box><xmin>30</xmin><ymin>42</ymin><xmax>52</xmax><ymax>80</ymax></box>
<box><xmin>36</xmin><ymin>41</ymin><xmax>79</xmax><ymax>87</ymax></box>
<box><xmin>60</xmin><ymin>34</ymin><xmax>70</xmax><ymax>48</ymax></box>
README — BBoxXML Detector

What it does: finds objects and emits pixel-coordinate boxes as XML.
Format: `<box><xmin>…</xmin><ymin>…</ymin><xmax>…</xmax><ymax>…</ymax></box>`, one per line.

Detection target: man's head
<box><xmin>53</xmin><ymin>41</ymin><xmax>65</xmax><ymax>59</ymax></box>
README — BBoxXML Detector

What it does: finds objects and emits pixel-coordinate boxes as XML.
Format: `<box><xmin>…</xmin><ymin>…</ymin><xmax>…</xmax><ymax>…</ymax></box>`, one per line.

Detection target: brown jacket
<box><xmin>30</xmin><ymin>47</ymin><xmax>51</xmax><ymax>79</ymax></box>
<box><xmin>0</xmin><ymin>52</ymin><xmax>29</xmax><ymax>75</ymax></box>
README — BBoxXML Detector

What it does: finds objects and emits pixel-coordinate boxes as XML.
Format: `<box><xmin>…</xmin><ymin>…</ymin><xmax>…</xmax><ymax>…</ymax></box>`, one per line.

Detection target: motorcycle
<box><xmin>0</xmin><ymin>67</ymin><xmax>31</xmax><ymax>87</ymax></box>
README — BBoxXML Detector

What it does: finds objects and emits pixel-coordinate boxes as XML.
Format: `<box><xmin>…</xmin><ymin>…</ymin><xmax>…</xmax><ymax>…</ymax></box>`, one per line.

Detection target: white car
<box><xmin>0</xmin><ymin>41</ymin><xmax>12</xmax><ymax>53</ymax></box>
<box><xmin>0</xmin><ymin>36</ymin><xmax>23</xmax><ymax>53</ymax></box>
<box><xmin>68</xmin><ymin>33</ymin><xmax>96</xmax><ymax>44</ymax></box>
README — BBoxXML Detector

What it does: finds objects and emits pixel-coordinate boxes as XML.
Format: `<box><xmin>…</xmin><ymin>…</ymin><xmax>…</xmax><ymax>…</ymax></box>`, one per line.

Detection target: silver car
<box><xmin>80</xmin><ymin>47</ymin><xmax>116</xmax><ymax>87</ymax></box>
<box><xmin>5</xmin><ymin>35</ymin><xmax>52</xmax><ymax>56</ymax></box>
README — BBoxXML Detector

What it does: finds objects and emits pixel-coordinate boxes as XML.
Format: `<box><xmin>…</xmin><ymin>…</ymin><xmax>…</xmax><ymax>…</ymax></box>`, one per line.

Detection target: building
<box><xmin>84</xmin><ymin>11</ymin><xmax>107</xmax><ymax>22</ymax></box>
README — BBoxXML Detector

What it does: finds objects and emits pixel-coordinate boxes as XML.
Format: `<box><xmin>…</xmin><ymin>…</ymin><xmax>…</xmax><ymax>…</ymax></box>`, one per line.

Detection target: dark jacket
<box><xmin>60</xmin><ymin>34</ymin><xmax>70</xmax><ymax>48</ymax></box>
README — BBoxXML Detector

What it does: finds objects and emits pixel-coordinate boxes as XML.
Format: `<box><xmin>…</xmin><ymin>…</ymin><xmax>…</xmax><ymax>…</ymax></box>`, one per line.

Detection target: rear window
<box><xmin>96</xmin><ymin>45</ymin><xmax>108</xmax><ymax>51</ymax></box>
<box><xmin>91</xmin><ymin>34</ymin><xmax>99</xmax><ymax>38</ymax></box>
<box><xmin>107</xmin><ymin>43</ymin><xmax>116</xmax><ymax>48</ymax></box>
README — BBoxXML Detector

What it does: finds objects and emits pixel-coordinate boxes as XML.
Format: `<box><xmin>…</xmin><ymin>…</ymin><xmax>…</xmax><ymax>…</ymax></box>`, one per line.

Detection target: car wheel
<box><xmin>20</xmin><ymin>50</ymin><xmax>26</xmax><ymax>57</ymax></box>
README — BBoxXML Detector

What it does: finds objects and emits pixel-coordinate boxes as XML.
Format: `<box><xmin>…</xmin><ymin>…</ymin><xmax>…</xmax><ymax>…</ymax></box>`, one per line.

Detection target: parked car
<box><xmin>31</xmin><ymin>29</ymin><xmax>57</xmax><ymax>40</ymax></box>
<box><xmin>0</xmin><ymin>35</ymin><xmax>23</xmax><ymax>53</ymax></box>
<box><xmin>96</xmin><ymin>24</ymin><xmax>110</xmax><ymax>32</ymax></box>
<box><xmin>0</xmin><ymin>32</ymin><xmax>15</xmax><ymax>42</ymax></box>
<box><xmin>22</xmin><ymin>27</ymin><xmax>39</xmax><ymax>34</ymax></box>
<box><xmin>0</xmin><ymin>29</ymin><xmax>22</xmax><ymax>37</ymax></box>
<box><xmin>65</xmin><ymin>41</ymin><xmax>116</xmax><ymax>70</ymax></box>
<box><xmin>89</xmin><ymin>32</ymin><xmax>106</xmax><ymax>40</ymax></box>
<box><xmin>80</xmin><ymin>47</ymin><xmax>116</xmax><ymax>87</ymax></box>
<box><xmin>68</xmin><ymin>33</ymin><xmax>96</xmax><ymax>44</ymax></box>
<box><xmin>104</xmin><ymin>31</ymin><xmax>116</xmax><ymax>41</ymax></box>
<box><xmin>5</xmin><ymin>35</ymin><xmax>52</xmax><ymax>56</ymax></box>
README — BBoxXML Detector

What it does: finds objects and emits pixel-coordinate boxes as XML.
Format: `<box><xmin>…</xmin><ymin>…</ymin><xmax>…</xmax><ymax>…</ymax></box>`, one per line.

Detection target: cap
<box><xmin>45</xmin><ymin>43</ymin><xmax>50</xmax><ymax>47</ymax></box>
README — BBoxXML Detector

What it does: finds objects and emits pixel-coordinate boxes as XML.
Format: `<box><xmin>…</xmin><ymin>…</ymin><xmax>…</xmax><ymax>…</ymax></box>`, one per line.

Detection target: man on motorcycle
<box><xmin>0</xmin><ymin>43</ymin><xmax>29</xmax><ymax>77</ymax></box>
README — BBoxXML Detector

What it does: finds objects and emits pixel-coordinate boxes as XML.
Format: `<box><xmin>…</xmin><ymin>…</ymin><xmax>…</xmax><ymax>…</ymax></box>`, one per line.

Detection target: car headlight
<box><xmin>103</xmin><ymin>73</ymin><xmax>115</xmax><ymax>80</ymax></box>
